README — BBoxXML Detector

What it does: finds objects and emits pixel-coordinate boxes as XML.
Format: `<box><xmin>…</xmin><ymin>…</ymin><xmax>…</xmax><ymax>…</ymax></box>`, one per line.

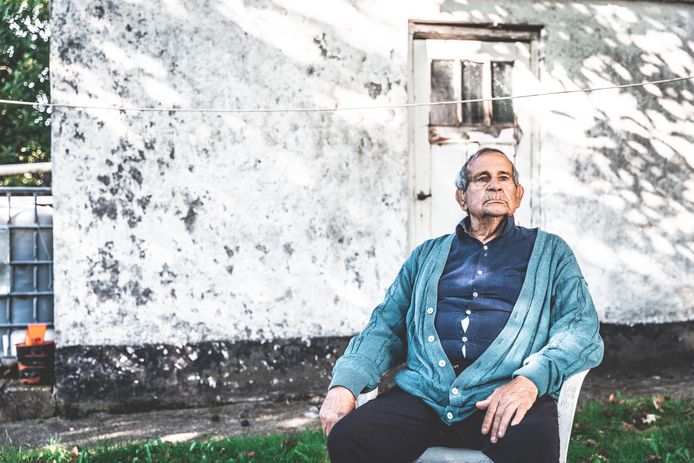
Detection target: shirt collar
<box><xmin>456</xmin><ymin>215</ymin><xmax>516</xmax><ymax>243</ymax></box>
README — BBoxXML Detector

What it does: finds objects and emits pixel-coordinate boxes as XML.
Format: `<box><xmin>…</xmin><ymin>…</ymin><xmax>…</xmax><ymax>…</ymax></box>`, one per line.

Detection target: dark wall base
<box><xmin>55</xmin><ymin>337</ymin><xmax>350</xmax><ymax>418</ymax></box>
<box><xmin>55</xmin><ymin>321</ymin><xmax>694</xmax><ymax>417</ymax></box>
<box><xmin>596</xmin><ymin>320</ymin><xmax>694</xmax><ymax>373</ymax></box>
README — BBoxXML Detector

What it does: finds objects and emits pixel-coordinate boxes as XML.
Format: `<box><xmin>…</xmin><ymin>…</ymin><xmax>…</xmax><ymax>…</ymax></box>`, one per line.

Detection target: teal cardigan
<box><xmin>328</xmin><ymin>230</ymin><xmax>604</xmax><ymax>425</ymax></box>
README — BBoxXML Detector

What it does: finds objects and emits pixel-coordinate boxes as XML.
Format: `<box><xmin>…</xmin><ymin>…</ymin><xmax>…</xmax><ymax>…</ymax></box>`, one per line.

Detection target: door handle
<box><xmin>416</xmin><ymin>191</ymin><xmax>432</xmax><ymax>201</ymax></box>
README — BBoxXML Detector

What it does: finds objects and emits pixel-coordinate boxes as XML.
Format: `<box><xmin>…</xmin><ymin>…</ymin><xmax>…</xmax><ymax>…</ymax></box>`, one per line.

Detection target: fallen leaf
<box><xmin>621</xmin><ymin>421</ymin><xmax>641</xmax><ymax>433</ymax></box>
<box><xmin>282</xmin><ymin>438</ymin><xmax>298</xmax><ymax>449</ymax></box>
<box><xmin>586</xmin><ymin>438</ymin><xmax>597</xmax><ymax>447</ymax></box>
<box><xmin>608</xmin><ymin>393</ymin><xmax>616</xmax><ymax>403</ymax></box>
<box><xmin>642</xmin><ymin>414</ymin><xmax>658</xmax><ymax>425</ymax></box>
<box><xmin>647</xmin><ymin>454</ymin><xmax>663</xmax><ymax>462</ymax></box>
<box><xmin>652</xmin><ymin>395</ymin><xmax>665</xmax><ymax>411</ymax></box>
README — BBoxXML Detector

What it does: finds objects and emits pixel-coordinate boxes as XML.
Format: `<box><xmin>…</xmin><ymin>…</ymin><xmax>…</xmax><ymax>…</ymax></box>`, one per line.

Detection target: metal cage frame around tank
<box><xmin>0</xmin><ymin>186</ymin><xmax>54</xmax><ymax>360</ymax></box>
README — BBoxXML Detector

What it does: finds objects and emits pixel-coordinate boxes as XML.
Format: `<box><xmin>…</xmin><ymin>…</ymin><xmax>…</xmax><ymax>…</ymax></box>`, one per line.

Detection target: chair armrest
<box><xmin>356</xmin><ymin>387</ymin><xmax>379</xmax><ymax>408</ymax></box>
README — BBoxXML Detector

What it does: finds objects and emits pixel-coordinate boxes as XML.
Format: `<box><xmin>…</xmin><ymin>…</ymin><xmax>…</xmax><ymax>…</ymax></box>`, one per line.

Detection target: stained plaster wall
<box><xmin>50</xmin><ymin>0</ymin><xmax>693</xmax><ymax>354</ymax></box>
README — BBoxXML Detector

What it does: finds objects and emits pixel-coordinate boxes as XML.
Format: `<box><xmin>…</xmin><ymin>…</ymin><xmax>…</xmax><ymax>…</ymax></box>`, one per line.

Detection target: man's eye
<box><xmin>499</xmin><ymin>176</ymin><xmax>510</xmax><ymax>181</ymax></box>
<box><xmin>477</xmin><ymin>176</ymin><xmax>489</xmax><ymax>182</ymax></box>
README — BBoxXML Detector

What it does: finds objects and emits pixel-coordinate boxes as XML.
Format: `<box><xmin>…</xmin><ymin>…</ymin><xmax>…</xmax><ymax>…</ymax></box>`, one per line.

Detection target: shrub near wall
<box><xmin>0</xmin><ymin>0</ymin><xmax>51</xmax><ymax>186</ymax></box>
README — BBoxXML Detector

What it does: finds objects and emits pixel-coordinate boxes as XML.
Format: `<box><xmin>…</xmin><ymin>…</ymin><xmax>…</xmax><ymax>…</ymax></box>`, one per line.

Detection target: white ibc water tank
<box><xmin>0</xmin><ymin>196</ymin><xmax>53</xmax><ymax>358</ymax></box>
<box><xmin>10</xmin><ymin>206</ymin><xmax>54</xmax><ymax>323</ymax></box>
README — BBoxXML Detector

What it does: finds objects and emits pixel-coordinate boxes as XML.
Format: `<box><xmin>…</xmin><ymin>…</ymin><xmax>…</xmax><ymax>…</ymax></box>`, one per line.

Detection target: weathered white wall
<box><xmin>51</xmin><ymin>0</ymin><xmax>694</xmax><ymax>346</ymax></box>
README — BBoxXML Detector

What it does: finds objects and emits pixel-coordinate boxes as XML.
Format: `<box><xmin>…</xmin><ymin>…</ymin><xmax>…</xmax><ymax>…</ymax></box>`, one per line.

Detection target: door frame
<box><xmin>406</xmin><ymin>21</ymin><xmax>544</xmax><ymax>250</ymax></box>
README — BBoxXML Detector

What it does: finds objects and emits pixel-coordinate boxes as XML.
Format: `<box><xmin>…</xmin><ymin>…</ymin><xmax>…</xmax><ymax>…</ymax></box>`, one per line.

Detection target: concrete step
<box><xmin>0</xmin><ymin>380</ymin><xmax>56</xmax><ymax>423</ymax></box>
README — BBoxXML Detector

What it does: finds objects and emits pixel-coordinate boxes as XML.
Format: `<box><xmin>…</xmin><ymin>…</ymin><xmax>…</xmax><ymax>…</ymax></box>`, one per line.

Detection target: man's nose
<box><xmin>487</xmin><ymin>179</ymin><xmax>502</xmax><ymax>191</ymax></box>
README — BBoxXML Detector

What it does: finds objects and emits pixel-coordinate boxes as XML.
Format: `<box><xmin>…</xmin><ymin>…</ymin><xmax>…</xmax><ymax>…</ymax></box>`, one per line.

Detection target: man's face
<box><xmin>455</xmin><ymin>151</ymin><xmax>524</xmax><ymax>221</ymax></box>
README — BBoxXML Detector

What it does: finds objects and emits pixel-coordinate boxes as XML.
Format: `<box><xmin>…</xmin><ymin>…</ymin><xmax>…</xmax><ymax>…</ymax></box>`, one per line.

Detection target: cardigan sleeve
<box><xmin>327</xmin><ymin>245</ymin><xmax>421</xmax><ymax>399</ymax></box>
<box><xmin>512</xmin><ymin>242</ymin><xmax>604</xmax><ymax>397</ymax></box>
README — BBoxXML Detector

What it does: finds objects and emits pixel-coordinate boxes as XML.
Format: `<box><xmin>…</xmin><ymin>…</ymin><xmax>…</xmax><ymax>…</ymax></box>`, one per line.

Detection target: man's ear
<box><xmin>515</xmin><ymin>184</ymin><xmax>525</xmax><ymax>206</ymax></box>
<box><xmin>455</xmin><ymin>189</ymin><xmax>468</xmax><ymax>212</ymax></box>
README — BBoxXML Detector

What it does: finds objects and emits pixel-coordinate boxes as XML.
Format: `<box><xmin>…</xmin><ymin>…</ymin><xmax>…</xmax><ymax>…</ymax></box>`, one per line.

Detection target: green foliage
<box><xmin>0</xmin><ymin>0</ymin><xmax>51</xmax><ymax>186</ymax></box>
<box><xmin>0</xmin><ymin>396</ymin><xmax>692</xmax><ymax>462</ymax></box>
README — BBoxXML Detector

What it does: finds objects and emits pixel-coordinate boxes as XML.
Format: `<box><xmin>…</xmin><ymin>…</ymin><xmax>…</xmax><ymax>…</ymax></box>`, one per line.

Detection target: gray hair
<box><xmin>454</xmin><ymin>147</ymin><xmax>520</xmax><ymax>192</ymax></box>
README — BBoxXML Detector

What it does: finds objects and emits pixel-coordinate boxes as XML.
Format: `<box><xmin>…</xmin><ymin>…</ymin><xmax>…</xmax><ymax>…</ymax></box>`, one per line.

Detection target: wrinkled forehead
<box><xmin>467</xmin><ymin>151</ymin><xmax>514</xmax><ymax>175</ymax></box>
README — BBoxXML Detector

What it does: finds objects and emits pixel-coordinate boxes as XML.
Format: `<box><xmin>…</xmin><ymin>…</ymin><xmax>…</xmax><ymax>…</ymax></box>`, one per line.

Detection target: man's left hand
<box><xmin>475</xmin><ymin>375</ymin><xmax>538</xmax><ymax>444</ymax></box>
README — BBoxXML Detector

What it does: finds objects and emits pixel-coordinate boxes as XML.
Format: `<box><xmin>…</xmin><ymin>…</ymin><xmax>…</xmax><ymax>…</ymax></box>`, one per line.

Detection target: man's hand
<box><xmin>319</xmin><ymin>386</ymin><xmax>356</xmax><ymax>437</ymax></box>
<box><xmin>475</xmin><ymin>376</ymin><xmax>538</xmax><ymax>444</ymax></box>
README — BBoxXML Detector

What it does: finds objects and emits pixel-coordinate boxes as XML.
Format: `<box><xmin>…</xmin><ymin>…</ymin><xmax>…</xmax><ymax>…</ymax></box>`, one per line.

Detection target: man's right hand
<box><xmin>319</xmin><ymin>386</ymin><xmax>356</xmax><ymax>436</ymax></box>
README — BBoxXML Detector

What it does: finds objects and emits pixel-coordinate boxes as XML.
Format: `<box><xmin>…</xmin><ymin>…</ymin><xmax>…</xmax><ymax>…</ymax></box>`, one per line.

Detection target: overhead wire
<box><xmin>0</xmin><ymin>75</ymin><xmax>691</xmax><ymax>114</ymax></box>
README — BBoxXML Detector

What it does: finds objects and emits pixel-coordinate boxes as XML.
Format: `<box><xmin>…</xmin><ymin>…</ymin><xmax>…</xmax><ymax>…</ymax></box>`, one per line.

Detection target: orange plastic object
<box><xmin>24</xmin><ymin>324</ymin><xmax>47</xmax><ymax>346</ymax></box>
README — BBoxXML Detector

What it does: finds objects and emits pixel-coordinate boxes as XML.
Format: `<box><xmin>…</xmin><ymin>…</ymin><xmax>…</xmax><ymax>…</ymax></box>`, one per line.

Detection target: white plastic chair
<box><xmin>356</xmin><ymin>369</ymin><xmax>590</xmax><ymax>463</ymax></box>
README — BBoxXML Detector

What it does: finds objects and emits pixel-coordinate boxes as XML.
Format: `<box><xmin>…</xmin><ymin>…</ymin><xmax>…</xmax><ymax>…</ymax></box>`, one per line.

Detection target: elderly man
<box><xmin>320</xmin><ymin>147</ymin><xmax>604</xmax><ymax>463</ymax></box>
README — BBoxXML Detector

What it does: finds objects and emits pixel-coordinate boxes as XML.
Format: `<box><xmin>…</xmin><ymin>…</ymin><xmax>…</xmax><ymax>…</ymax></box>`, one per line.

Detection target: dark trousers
<box><xmin>327</xmin><ymin>385</ymin><xmax>559</xmax><ymax>463</ymax></box>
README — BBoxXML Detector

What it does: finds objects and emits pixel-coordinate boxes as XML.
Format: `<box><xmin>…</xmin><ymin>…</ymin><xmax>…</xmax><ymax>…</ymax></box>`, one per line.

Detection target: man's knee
<box><xmin>326</xmin><ymin>414</ymin><xmax>359</xmax><ymax>461</ymax></box>
<box><xmin>508</xmin><ymin>398</ymin><xmax>558</xmax><ymax>446</ymax></box>
<box><xmin>482</xmin><ymin>397</ymin><xmax>559</xmax><ymax>463</ymax></box>
<box><xmin>326</xmin><ymin>417</ymin><xmax>348</xmax><ymax>451</ymax></box>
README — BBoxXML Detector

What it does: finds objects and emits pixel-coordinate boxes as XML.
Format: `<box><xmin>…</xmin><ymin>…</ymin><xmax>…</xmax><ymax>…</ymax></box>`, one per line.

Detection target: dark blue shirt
<box><xmin>435</xmin><ymin>215</ymin><xmax>537</xmax><ymax>369</ymax></box>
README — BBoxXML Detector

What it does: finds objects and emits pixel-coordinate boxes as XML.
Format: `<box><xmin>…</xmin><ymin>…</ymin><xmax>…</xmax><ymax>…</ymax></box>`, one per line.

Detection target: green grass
<box><xmin>1</xmin><ymin>395</ymin><xmax>691</xmax><ymax>463</ymax></box>
<box><xmin>0</xmin><ymin>428</ymin><xmax>329</xmax><ymax>463</ymax></box>
<box><xmin>569</xmin><ymin>393</ymin><xmax>693</xmax><ymax>463</ymax></box>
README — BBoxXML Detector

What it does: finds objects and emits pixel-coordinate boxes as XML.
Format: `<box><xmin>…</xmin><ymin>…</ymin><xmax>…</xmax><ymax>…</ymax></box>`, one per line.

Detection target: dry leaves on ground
<box><xmin>652</xmin><ymin>395</ymin><xmax>665</xmax><ymax>411</ymax></box>
<box><xmin>621</xmin><ymin>421</ymin><xmax>642</xmax><ymax>433</ymax></box>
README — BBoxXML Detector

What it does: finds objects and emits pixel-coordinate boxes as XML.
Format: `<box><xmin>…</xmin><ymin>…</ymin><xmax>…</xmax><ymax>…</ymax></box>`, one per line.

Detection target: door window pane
<box><xmin>492</xmin><ymin>61</ymin><xmax>514</xmax><ymax>124</ymax></box>
<box><xmin>461</xmin><ymin>61</ymin><xmax>484</xmax><ymax>125</ymax></box>
<box><xmin>430</xmin><ymin>60</ymin><xmax>458</xmax><ymax>126</ymax></box>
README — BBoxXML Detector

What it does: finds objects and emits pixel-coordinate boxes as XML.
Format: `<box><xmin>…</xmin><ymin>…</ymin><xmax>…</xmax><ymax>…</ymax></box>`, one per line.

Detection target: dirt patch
<box><xmin>580</xmin><ymin>361</ymin><xmax>694</xmax><ymax>403</ymax></box>
<box><xmin>0</xmin><ymin>398</ymin><xmax>324</xmax><ymax>449</ymax></box>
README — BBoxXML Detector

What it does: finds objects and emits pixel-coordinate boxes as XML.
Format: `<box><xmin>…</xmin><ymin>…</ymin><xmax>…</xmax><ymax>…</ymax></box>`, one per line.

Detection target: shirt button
<box><xmin>427</xmin><ymin>307</ymin><xmax>434</xmax><ymax>314</ymax></box>
<box><xmin>477</xmin><ymin>270</ymin><xmax>482</xmax><ymax>275</ymax></box>
<box><xmin>446</xmin><ymin>412</ymin><xmax>453</xmax><ymax>420</ymax></box>
<box><xmin>483</xmin><ymin>245</ymin><xmax>488</xmax><ymax>250</ymax></box>
<box><xmin>462</xmin><ymin>337</ymin><xmax>468</xmax><ymax>342</ymax></box>
<box><xmin>466</xmin><ymin>310</ymin><xmax>471</xmax><ymax>315</ymax></box>
<box><xmin>452</xmin><ymin>387</ymin><xmax>459</xmax><ymax>395</ymax></box>
<box><xmin>473</xmin><ymin>292</ymin><xmax>478</xmax><ymax>297</ymax></box>
<box><xmin>438</xmin><ymin>359</ymin><xmax>446</xmax><ymax>367</ymax></box>
<box><xmin>428</xmin><ymin>335</ymin><xmax>435</xmax><ymax>342</ymax></box>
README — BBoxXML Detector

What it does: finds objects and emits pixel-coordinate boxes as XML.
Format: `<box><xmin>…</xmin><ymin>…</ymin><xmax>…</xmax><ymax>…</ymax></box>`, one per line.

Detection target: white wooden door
<box><xmin>410</xmin><ymin>38</ymin><xmax>539</xmax><ymax>248</ymax></box>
